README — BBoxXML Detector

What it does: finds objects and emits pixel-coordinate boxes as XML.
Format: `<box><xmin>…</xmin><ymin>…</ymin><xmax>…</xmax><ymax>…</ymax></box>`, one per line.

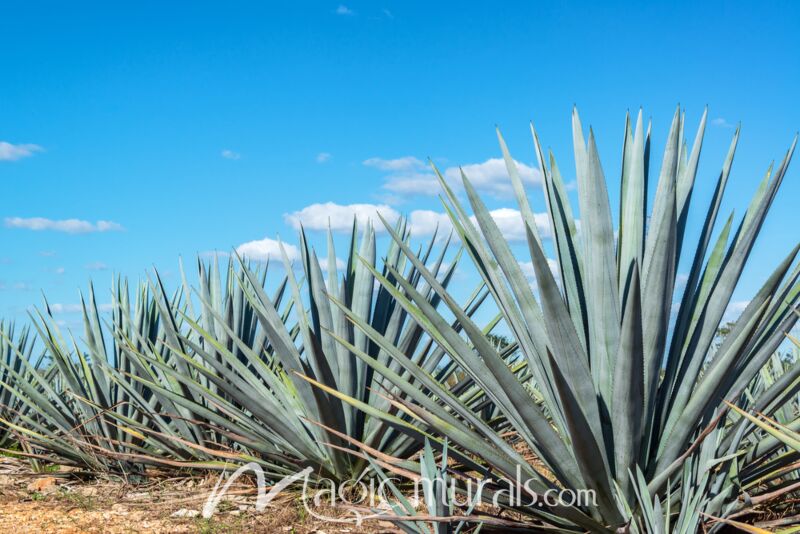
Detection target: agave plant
<box><xmin>317</xmin><ymin>107</ymin><xmax>800</xmax><ymax>530</ymax></box>
<box><xmin>0</xmin><ymin>281</ymin><xmax>239</xmax><ymax>473</ymax></box>
<box><xmin>113</xmin><ymin>220</ymin><xmax>491</xmax><ymax>481</ymax></box>
<box><xmin>0</xmin><ymin>321</ymin><xmax>41</xmax><ymax>450</ymax></box>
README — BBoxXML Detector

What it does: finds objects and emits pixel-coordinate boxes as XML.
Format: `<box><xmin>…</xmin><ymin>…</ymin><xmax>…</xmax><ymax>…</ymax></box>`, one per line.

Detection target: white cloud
<box><xmin>86</xmin><ymin>262</ymin><xmax>109</xmax><ymax>271</ymax></box>
<box><xmin>407</xmin><ymin>210</ymin><xmax>453</xmax><ymax>238</ymax></box>
<box><xmin>4</xmin><ymin>217</ymin><xmax>124</xmax><ymax>233</ymax></box>
<box><xmin>723</xmin><ymin>300</ymin><xmax>750</xmax><ymax>323</ymax></box>
<box><xmin>0</xmin><ymin>141</ymin><xmax>43</xmax><ymax>161</ymax></box>
<box><xmin>383</xmin><ymin>172</ymin><xmax>439</xmax><ymax>195</ymax></box>
<box><xmin>376</xmin><ymin>157</ymin><xmax>542</xmax><ymax>199</ymax></box>
<box><xmin>519</xmin><ymin>258</ymin><xmax>561</xmax><ymax>284</ymax></box>
<box><xmin>446</xmin><ymin>158</ymin><xmax>541</xmax><ymax>197</ymax></box>
<box><xmin>285</xmin><ymin>202</ymin><xmax>550</xmax><ymax>242</ymax></box>
<box><xmin>236</xmin><ymin>237</ymin><xmax>301</xmax><ymax>264</ymax></box>
<box><xmin>470</xmin><ymin>208</ymin><xmax>551</xmax><ymax>242</ymax></box>
<box><xmin>221</xmin><ymin>149</ymin><xmax>241</xmax><ymax>160</ymax></box>
<box><xmin>0</xmin><ymin>282</ymin><xmax>30</xmax><ymax>291</ymax></box>
<box><xmin>336</xmin><ymin>5</ymin><xmax>354</xmax><ymax>15</ymax></box>
<box><xmin>319</xmin><ymin>257</ymin><xmax>346</xmax><ymax>272</ymax></box>
<box><xmin>53</xmin><ymin>267</ymin><xmax>65</xmax><ymax>275</ymax></box>
<box><xmin>711</xmin><ymin>118</ymin><xmax>735</xmax><ymax>129</ymax></box>
<box><xmin>39</xmin><ymin>250</ymin><xmax>57</xmax><ymax>257</ymax></box>
<box><xmin>316</xmin><ymin>152</ymin><xmax>331</xmax><ymax>163</ymax></box>
<box><xmin>364</xmin><ymin>156</ymin><xmax>425</xmax><ymax>172</ymax></box>
<box><xmin>284</xmin><ymin>202</ymin><xmax>400</xmax><ymax>233</ymax></box>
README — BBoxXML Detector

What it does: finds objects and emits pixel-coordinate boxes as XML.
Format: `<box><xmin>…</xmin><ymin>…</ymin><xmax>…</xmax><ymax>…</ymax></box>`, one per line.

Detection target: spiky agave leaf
<box><xmin>329</xmin><ymin>108</ymin><xmax>800</xmax><ymax>529</ymax></box>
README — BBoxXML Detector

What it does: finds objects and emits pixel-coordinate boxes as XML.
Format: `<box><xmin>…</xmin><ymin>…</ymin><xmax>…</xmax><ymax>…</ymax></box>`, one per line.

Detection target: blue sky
<box><xmin>2</xmin><ymin>1</ymin><xmax>799</xmax><ymax>329</ymax></box>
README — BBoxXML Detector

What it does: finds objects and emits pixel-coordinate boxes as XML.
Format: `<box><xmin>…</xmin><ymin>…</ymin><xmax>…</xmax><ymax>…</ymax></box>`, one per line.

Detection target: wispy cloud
<box><xmin>39</xmin><ymin>250</ymin><xmax>57</xmax><ymax>257</ymax></box>
<box><xmin>221</xmin><ymin>149</ymin><xmax>241</xmax><ymax>160</ymax></box>
<box><xmin>86</xmin><ymin>261</ymin><xmax>109</xmax><ymax>271</ymax></box>
<box><xmin>363</xmin><ymin>156</ymin><xmax>425</xmax><ymax>172</ymax></box>
<box><xmin>48</xmin><ymin>302</ymin><xmax>113</xmax><ymax>314</ymax></box>
<box><xmin>316</xmin><ymin>152</ymin><xmax>332</xmax><ymax>163</ymax></box>
<box><xmin>0</xmin><ymin>281</ymin><xmax>31</xmax><ymax>291</ymax></box>
<box><xmin>336</xmin><ymin>5</ymin><xmax>354</xmax><ymax>15</ymax></box>
<box><xmin>6</xmin><ymin>218</ymin><xmax>123</xmax><ymax>234</ymax></box>
<box><xmin>53</xmin><ymin>267</ymin><xmax>65</xmax><ymax>275</ymax></box>
<box><xmin>711</xmin><ymin>118</ymin><xmax>735</xmax><ymax>129</ymax></box>
<box><xmin>0</xmin><ymin>141</ymin><xmax>43</xmax><ymax>162</ymax></box>
<box><xmin>368</xmin><ymin>156</ymin><xmax>542</xmax><ymax>200</ymax></box>
<box><xmin>4</xmin><ymin>217</ymin><xmax>124</xmax><ymax>234</ymax></box>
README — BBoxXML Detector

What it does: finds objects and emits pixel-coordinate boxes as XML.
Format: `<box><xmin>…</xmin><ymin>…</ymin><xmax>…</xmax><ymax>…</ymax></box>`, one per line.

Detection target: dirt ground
<box><xmin>0</xmin><ymin>456</ymin><xmax>400</xmax><ymax>533</ymax></box>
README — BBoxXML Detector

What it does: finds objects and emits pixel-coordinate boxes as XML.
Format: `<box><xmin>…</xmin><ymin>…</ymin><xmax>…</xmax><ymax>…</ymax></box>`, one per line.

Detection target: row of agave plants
<box><xmin>2</xmin><ymin>107</ymin><xmax>800</xmax><ymax>532</ymax></box>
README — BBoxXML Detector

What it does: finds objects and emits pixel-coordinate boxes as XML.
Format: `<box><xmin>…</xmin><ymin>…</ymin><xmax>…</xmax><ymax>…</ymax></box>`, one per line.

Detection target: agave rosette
<box><xmin>319</xmin><ymin>108</ymin><xmax>800</xmax><ymax>530</ymax></box>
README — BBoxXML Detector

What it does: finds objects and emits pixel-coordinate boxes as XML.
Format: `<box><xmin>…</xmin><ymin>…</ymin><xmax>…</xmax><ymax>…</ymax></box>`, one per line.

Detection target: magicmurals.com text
<box><xmin>202</xmin><ymin>463</ymin><xmax>597</xmax><ymax>525</ymax></box>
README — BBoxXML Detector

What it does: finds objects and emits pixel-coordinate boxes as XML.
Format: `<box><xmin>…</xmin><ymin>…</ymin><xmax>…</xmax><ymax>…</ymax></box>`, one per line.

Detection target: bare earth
<box><xmin>0</xmin><ymin>457</ymin><xmax>398</xmax><ymax>533</ymax></box>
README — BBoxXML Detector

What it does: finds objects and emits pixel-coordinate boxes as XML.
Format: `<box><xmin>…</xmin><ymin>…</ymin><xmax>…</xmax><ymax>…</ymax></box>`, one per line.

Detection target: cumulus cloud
<box><xmin>284</xmin><ymin>202</ymin><xmax>400</xmax><ymax>233</ymax></box>
<box><xmin>0</xmin><ymin>141</ymin><xmax>43</xmax><ymax>161</ymax></box>
<box><xmin>4</xmin><ymin>217</ymin><xmax>124</xmax><ymax>234</ymax></box>
<box><xmin>285</xmin><ymin>202</ymin><xmax>550</xmax><ymax>242</ymax></box>
<box><xmin>375</xmin><ymin>157</ymin><xmax>542</xmax><ymax>199</ymax></box>
<box><xmin>407</xmin><ymin>210</ymin><xmax>453</xmax><ymax>238</ymax></box>
<box><xmin>316</xmin><ymin>152</ymin><xmax>331</xmax><ymax>163</ymax></box>
<box><xmin>336</xmin><ymin>5</ymin><xmax>354</xmax><ymax>15</ymax></box>
<box><xmin>221</xmin><ymin>149</ymin><xmax>241</xmax><ymax>160</ymax></box>
<box><xmin>235</xmin><ymin>237</ymin><xmax>301</xmax><ymax>264</ymax></box>
<box><xmin>447</xmin><ymin>159</ymin><xmax>541</xmax><ymax>196</ymax></box>
<box><xmin>470</xmin><ymin>208</ymin><xmax>551</xmax><ymax>241</ymax></box>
